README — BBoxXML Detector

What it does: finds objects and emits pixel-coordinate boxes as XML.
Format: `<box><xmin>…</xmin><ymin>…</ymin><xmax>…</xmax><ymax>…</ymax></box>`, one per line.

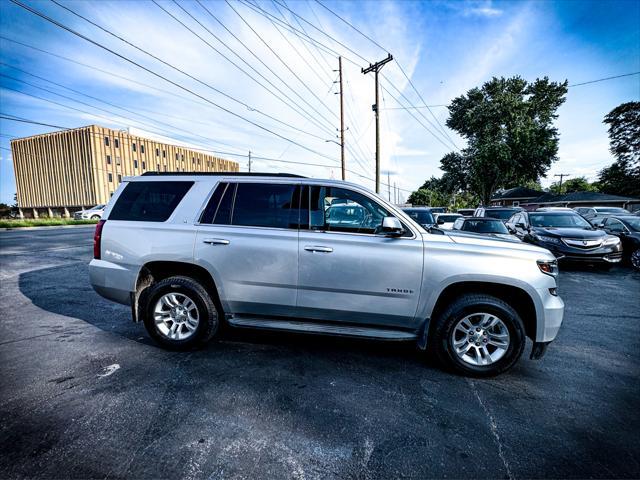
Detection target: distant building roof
<box><xmin>491</xmin><ymin>187</ymin><xmax>544</xmax><ymax>200</ymax></box>
<box><xmin>528</xmin><ymin>191</ymin><xmax>639</xmax><ymax>204</ymax></box>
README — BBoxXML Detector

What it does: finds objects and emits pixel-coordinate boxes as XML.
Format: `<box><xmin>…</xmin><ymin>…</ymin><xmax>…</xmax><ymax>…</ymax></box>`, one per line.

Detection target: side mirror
<box><xmin>437</xmin><ymin>218</ymin><xmax>445</xmax><ymax>225</ymax></box>
<box><xmin>381</xmin><ymin>216</ymin><xmax>404</xmax><ymax>237</ymax></box>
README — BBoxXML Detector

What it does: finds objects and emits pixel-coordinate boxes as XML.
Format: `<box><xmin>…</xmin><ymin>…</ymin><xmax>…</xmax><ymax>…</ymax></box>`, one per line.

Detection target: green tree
<box><xmin>597</xmin><ymin>102</ymin><xmax>640</xmax><ymax>198</ymax></box>
<box><xmin>550</xmin><ymin>176</ymin><xmax>598</xmax><ymax>194</ymax></box>
<box><xmin>443</xmin><ymin>76</ymin><xmax>568</xmax><ymax>205</ymax></box>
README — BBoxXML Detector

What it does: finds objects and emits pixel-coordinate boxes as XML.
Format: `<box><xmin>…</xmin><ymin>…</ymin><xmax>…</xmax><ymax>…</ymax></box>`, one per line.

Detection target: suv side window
<box><xmin>200</xmin><ymin>182</ymin><xmax>234</xmax><ymax>225</ymax></box>
<box><xmin>109</xmin><ymin>181</ymin><xmax>193</xmax><ymax>222</ymax></box>
<box><xmin>607</xmin><ymin>219</ymin><xmax>625</xmax><ymax>233</ymax></box>
<box><xmin>309</xmin><ymin>186</ymin><xmax>394</xmax><ymax>235</ymax></box>
<box><xmin>232</xmin><ymin>183</ymin><xmax>298</xmax><ymax>229</ymax></box>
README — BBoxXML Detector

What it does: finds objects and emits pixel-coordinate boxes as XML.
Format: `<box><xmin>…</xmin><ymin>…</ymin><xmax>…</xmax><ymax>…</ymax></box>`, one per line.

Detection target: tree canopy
<box><xmin>597</xmin><ymin>101</ymin><xmax>640</xmax><ymax>198</ymax></box>
<box><xmin>549</xmin><ymin>176</ymin><xmax>598</xmax><ymax>194</ymax></box>
<box><xmin>442</xmin><ymin>76</ymin><xmax>568</xmax><ymax>205</ymax></box>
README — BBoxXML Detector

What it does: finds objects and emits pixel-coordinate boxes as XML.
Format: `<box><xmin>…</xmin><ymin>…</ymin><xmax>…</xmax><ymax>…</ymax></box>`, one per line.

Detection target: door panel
<box><xmin>297</xmin><ymin>185</ymin><xmax>424</xmax><ymax>329</ymax></box>
<box><xmin>195</xmin><ymin>226</ymin><xmax>298</xmax><ymax>316</ymax></box>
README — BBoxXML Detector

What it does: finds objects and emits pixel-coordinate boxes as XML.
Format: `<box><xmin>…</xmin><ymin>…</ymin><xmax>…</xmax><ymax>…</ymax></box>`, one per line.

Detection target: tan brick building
<box><xmin>10</xmin><ymin>124</ymin><xmax>240</xmax><ymax>218</ymax></box>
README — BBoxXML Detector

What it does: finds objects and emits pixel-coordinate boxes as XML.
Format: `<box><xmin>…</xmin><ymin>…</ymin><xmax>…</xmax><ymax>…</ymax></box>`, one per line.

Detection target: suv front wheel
<box><xmin>143</xmin><ymin>276</ymin><xmax>219</xmax><ymax>350</ymax></box>
<box><xmin>431</xmin><ymin>294</ymin><xmax>525</xmax><ymax>377</ymax></box>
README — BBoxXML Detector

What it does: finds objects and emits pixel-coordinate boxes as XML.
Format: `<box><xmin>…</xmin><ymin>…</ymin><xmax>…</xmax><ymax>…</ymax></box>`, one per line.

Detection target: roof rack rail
<box><xmin>140</xmin><ymin>171</ymin><xmax>306</xmax><ymax>178</ymax></box>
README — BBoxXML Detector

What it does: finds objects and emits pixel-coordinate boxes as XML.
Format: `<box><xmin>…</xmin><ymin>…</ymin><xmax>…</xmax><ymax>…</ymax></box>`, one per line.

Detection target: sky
<box><xmin>0</xmin><ymin>0</ymin><xmax>639</xmax><ymax>205</ymax></box>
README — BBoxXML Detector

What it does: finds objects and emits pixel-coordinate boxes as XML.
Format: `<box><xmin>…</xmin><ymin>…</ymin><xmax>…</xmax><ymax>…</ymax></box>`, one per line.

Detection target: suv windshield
<box><xmin>485</xmin><ymin>209</ymin><xmax>518</xmax><ymax>220</ymax></box>
<box><xmin>463</xmin><ymin>219</ymin><xmax>509</xmax><ymax>234</ymax></box>
<box><xmin>530</xmin><ymin>213</ymin><xmax>592</xmax><ymax>228</ymax></box>
<box><xmin>403</xmin><ymin>209</ymin><xmax>434</xmax><ymax>225</ymax></box>
<box><xmin>438</xmin><ymin>215</ymin><xmax>461</xmax><ymax>223</ymax></box>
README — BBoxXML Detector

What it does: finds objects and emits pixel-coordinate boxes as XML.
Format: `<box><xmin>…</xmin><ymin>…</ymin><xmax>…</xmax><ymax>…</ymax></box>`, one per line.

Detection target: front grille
<box><xmin>562</xmin><ymin>238</ymin><xmax>602</xmax><ymax>249</ymax></box>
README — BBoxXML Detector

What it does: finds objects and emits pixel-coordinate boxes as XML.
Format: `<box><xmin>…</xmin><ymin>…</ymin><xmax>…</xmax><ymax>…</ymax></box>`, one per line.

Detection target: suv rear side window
<box><xmin>233</xmin><ymin>183</ymin><xmax>297</xmax><ymax>228</ymax></box>
<box><xmin>201</xmin><ymin>182</ymin><xmax>299</xmax><ymax>229</ymax></box>
<box><xmin>109</xmin><ymin>181</ymin><xmax>193</xmax><ymax>222</ymax></box>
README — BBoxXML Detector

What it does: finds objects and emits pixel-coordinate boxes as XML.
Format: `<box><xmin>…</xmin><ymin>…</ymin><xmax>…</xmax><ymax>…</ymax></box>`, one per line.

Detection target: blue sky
<box><xmin>1</xmin><ymin>0</ymin><xmax>639</xmax><ymax>205</ymax></box>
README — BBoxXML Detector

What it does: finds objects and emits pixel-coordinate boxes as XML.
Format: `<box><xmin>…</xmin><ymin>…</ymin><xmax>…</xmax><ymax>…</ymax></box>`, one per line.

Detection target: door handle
<box><xmin>203</xmin><ymin>238</ymin><xmax>230</xmax><ymax>245</ymax></box>
<box><xmin>304</xmin><ymin>245</ymin><xmax>333</xmax><ymax>253</ymax></box>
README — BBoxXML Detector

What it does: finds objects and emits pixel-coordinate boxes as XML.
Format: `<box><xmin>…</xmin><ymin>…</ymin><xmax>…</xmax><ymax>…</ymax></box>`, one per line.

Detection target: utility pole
<box><xmin>248</xmin><ymin>150</ymin><xmax>252</xmax><ymax>172</ymax></box>
<box><xmin>362</xmin><ymin>53</ymin><xmax>393</xmax><ymax>194</ymax></box>
<box><xmin>394</xmin><ymin>182</ymin><xmax>397</xmax><ymax>204</ymax></box>
<box><xmin>387</xmin><ymin>171</ymin><xmax>391</xmax><ymax>201</ymax></box>
<box><xmin>338</xmin><ymin>57</ymin><xmax>345</xmax><ymax>180</ymax></box>
<box><xmin>554</xmin><ymin>173</ymin><xmax>570</xmax><ymax>194</ymax></box>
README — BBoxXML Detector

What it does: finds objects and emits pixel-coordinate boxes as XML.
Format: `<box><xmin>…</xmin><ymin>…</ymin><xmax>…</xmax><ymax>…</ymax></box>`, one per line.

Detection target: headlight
<box><xmin>603</xmin><ymin>236</ymin><xmax>621</xmax><ymax>246</ymax></box>
<box><xmin>535</xmin><ymin>235</ymin><xmax>562</xmax><ymax>245</ymax></box>
<box><xmin>537</xmin><ymin>259</ymin><xmax>559</xmax><ymax>277</ymax></box>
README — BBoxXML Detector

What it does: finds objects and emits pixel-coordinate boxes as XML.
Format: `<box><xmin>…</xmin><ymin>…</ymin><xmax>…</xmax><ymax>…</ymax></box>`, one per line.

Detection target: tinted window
<box><xmin>109</xmin><ymin>181</ymin><xmax>193</xmax><ymax>222</ymax></box>
<box><xmin>596</xmin><ymin>207</ymin><xmax>629</xmax><ymax>214</ymax></box>
<box><xmin>438</xmin><ymin>215</ymin><xmax>462</xmax><ymax>223</ymax></box>
<box><xmin>403</xmin><ymin>209</ymin><xmax>434</xmax><ymax>225</ymax></box>
<box><xmin>232</xmin><ymin>183</ymin><xmax>297</xmax><ymax>229</ymax></box>
<box><xmin>485</xmin><ymin>209</ymin><xmax>518</xmax><ymax>220</ymax></box>
<box><xmin>200</xmin><ymin>182</ymin><xmax>233</xmax><ymax>224</ymax></box>
<box><xmin>463</xmin><ymin>219</ymin><xmax>509</xmax><ymax>234</ymax></box>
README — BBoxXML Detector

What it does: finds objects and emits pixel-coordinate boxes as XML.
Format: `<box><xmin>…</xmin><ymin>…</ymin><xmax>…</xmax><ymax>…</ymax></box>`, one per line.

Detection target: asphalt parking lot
<box><xmin>1</xmin><ymin>226</ymin><xmax>639</xmax><ymax>479</ymax></box>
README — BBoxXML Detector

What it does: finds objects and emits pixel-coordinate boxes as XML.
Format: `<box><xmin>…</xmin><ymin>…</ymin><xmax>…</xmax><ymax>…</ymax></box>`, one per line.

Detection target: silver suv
<box><xmin>90</xmin><ymin>173</ymin><xmax>564</xmax><ymax>377</ymax></box>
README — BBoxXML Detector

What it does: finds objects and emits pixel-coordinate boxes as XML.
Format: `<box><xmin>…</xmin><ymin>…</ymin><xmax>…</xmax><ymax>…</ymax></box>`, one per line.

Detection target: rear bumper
<box><xmin>89</xmin><ymin>259</ymin><xmax>136</xmax><ymax>305</ymax></box>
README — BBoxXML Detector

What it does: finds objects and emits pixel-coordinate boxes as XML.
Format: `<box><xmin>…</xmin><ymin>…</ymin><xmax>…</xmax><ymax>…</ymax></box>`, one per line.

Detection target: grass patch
<box><xmin>0</xmin><ymin>218</ymin><xmax>99</xmax><ymax>229</ymax></box>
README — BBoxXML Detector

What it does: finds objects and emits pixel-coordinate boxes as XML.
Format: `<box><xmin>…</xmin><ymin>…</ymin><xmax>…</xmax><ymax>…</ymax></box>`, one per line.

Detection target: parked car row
<box><xmin>401</xmin><ymin>205</ymin><xmax>639</xmax><ymax>271</ymax></box>
<box><xmin>73</xmin><ymin>204</ymin><xmax>106</xmax><ymax>220</ymax></box>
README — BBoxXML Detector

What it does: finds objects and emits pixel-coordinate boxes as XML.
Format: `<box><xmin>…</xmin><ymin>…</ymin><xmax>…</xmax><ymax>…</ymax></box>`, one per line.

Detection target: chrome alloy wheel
<box><xmin>153</xmin><ymin>292</ymin><xmax>199</xmax><ymax>340</ymax></box>
<box><xmin>451</xmin><ymin>313</ymin><xmax>510</xmax><ymax>366</ymax></box>
<box><xmin>632</xmin><ymin>250</ymin><xmax>640</xmax><ymax>270</ymax></box>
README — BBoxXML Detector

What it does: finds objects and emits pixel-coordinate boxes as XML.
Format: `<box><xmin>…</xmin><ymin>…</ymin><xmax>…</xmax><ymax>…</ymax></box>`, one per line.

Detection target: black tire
<box><xmin>431</xmin><ymin>294</ymin><xmax>526</xmax><ymax>377</ymax></box>
<box><xmin>142</xmin><ymin>276</ymin><xmax>219</xmax><ymax>350</ymax></box>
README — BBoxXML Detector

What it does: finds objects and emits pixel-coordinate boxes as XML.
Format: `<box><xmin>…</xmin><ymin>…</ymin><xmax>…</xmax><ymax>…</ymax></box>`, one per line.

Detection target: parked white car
<box><xmin>434</xmin><ymin>213</ymin><xmax>463</xmax><ymax>230</ymax></box>
<box><xmin>74</xmin><ymin>204</ymin><xmax>106</xmax><ymax>220</ymax></box>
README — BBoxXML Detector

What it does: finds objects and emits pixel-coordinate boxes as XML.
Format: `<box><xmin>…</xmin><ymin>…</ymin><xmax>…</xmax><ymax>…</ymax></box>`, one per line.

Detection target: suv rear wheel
<box><xmin>143</xmin><ymin>276</ymin><xmax>219</xmax><ymax>350</ymax></box>
<box><xmin>431</xmin><ymin>294</ymin><xmax>525</xmax><ymax>377</ymax></box>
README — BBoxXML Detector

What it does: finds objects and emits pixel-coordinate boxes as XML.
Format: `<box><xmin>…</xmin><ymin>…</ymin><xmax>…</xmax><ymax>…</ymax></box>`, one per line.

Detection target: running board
<box><xmin>228</xmin><ymin>317</ymin><xmax>417</xmax><ymax>341</ymax></box>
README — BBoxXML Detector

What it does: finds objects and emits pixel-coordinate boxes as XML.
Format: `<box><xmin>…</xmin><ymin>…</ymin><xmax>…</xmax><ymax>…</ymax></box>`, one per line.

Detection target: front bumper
<box><xmin>536</xmin><ymin>241</ymin><xmax>623</xmax><ymax>264</ymax></box>
<box><xmin>535</xmin><ymin>285</ymin><xmax>564</xmax><ymax>344</ymax></box>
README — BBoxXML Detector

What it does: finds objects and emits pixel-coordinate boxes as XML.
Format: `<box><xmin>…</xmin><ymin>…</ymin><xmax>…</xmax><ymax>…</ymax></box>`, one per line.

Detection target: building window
<box><xmin>162</xmin><ymin>150</ymin><xmax>166</xmax><ymax>158</ymax></box>
<box><xmin>197</xmin><ymin>159</ymin><xmax>201</xmax><ymax>165</ymax></box>
<box><xmin>134</xmin><ymin>160</ymin><xmax>138</xmax><ymax>169</ymax></box>
<box><xmin>142</xmin><ymin>161</ymin><xmax>146</xmax><ymax>170</ymax></box>
<box><xmin>157</xmin><ymin>163</ymin><xmax>160</xmax><ymax>171</ymax></box>
<box><xmin>176</xmin><ymin>153</ymin><xmax>179</xmax><ymax>160</ymax></box>
<box><xmin>110</xmin><ymin>192</ymin><xmax>114</xmax><ymax>197</ymax></box>
<box><xmin>192</xmin><ymin>157</ymin><xmax>195</xmax><ymax>164</ymax></box>
<box><xmin>140</xmin><ymin>144</ymin><xmax>145</xmax><ymax>154</ymax></box>
<box><xmin>104</xmin><ymin>136</ymin><xmax>110</xmax><ymax>146</ymax></box>
<box><xmin>181</xmin><ymin>154</ymin><xmax>184</xmax><ymax>161</ymax></box>
<box><xmin>118</xmin><ymin>174</ymin><xmax>122</xmax><ymax>182</ymax></box>
<box><xmin>156</xmin><ymin>148</ymin><xmax>160</xmax><ymax>157</ymax></box>
<box><xmin>106</xmin><ymin>155</ymin><xmax>111</xmax><ymax>164</ymax></box>
<box><xmin>132</xmin><ymin>142</ymin><xmax>136</xmax><ymax>152</ymax></box>
<box><xmin>164</xmin><ymin>165</ymin><xmax>167</xmax><ymax>171</ymax></box>
<box><xmin>108</xmin><ymin>173</ymin><xmax>113</xmax><ymax>182</ymax></box>
<box><xmin>116</xmin><ymin>157</ymin><xmax>121</xmax><ymax>166</ymax></box>
<box><xmin>114</xmin><ymin>138</ymin><xmax>119</xmax><ymax>148</ymax></box>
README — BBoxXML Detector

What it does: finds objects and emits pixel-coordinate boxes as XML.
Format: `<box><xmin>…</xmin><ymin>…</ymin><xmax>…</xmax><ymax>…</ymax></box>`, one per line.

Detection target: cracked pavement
<box><xmin>1</xmin><ymin>226</ymin><xmax>639</xmax><ymax>479</ymax></box>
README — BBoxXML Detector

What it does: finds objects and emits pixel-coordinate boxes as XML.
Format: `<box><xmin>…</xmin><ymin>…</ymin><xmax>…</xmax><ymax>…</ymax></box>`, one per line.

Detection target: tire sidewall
<box><xmin>439</xmin><ymin>297</ymin><xmax>525</xmax><ymax>377</ymax></box>
<box><xmin>143</xmin><ymin>277</ymin><xmax>217</xmax><ymax>349</ymax></box>
<box><xmin>631</xmin><ymin>249</ymin><xmax>640</xmax><ymax>270</ymax></box>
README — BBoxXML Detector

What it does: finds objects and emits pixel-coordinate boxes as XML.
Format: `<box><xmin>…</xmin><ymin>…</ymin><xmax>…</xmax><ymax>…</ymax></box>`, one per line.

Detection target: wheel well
<box><xmin>428</xmin><ymin>282</ymin><xmax>537</xmax><ymax>341</ymax></box>
<box><xmin>135</xmin><ymin>261</ymin><xmax>223</xmax><ymax>320</ymax></box>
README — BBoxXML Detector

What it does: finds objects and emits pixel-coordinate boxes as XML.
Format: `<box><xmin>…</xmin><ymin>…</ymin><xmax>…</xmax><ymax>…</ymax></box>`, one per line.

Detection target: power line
<box><xmin>569</xmin><ymin>71</ymin><xmax>640</xmax><ymax>87</ymax></box>
<box><xmin>10</xmin><ymin>0</ymin><xmax>340</xmax><ymax>163</ymax></box>
<box><xmin>163</xmin><ymin>0</ymin><xmax>337</xmax><ymax>138</ymax></box>
<box><xmin>223</xmin><ymin>0</ymin><xmax>338</xmax><ymax>122</ymax></box>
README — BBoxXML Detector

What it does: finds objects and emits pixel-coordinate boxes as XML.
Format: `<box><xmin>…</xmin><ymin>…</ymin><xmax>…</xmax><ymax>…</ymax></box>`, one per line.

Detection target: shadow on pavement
<box><xmin>18</xmin><ymin>262</ymin><xmax>432</xmax><ymax>367</ymax></box>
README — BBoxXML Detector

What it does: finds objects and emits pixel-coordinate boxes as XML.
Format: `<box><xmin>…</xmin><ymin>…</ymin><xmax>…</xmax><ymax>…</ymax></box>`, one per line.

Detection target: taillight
<box><xmin>94</xmin><ymin>220</ymin><xmax>106</xmax><ymax>259</ymax></box>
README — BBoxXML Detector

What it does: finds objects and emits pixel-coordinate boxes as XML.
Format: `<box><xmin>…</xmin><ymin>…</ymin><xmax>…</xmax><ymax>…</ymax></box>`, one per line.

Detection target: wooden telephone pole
<box><xmin>362</xmin><ymin>53</ymin><xmax>393</xmax><ymax>194</ymax></box>
<box><xmin>338</xmin><ymin>57</ymin><xmax>345</xmax><ymax>180</ymax></box>
<box><xmin>554</xmin><ymin>173</ymin><xmax>571</xmax><ymax>194</ymax></box>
